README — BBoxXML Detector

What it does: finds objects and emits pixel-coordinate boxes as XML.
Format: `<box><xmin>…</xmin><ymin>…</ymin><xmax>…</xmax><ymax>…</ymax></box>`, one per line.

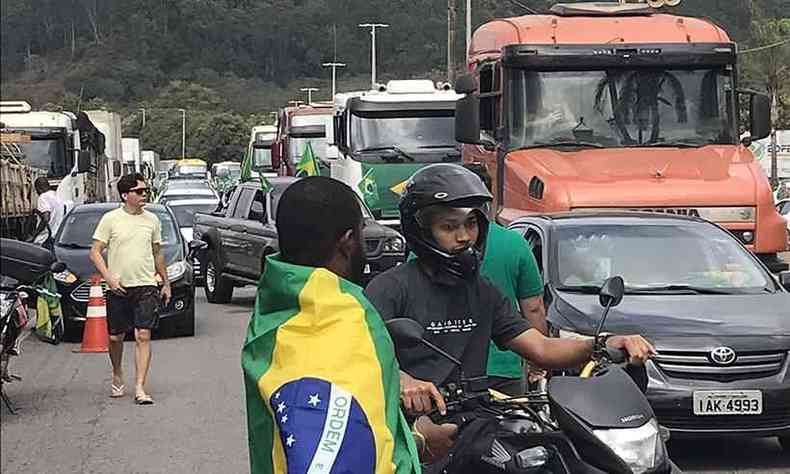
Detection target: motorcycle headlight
<box><xmin>166</xmin><ymin>261</ymin><xmax>188</xmax><ymax>282</ymax></box>
<box><xmin>382</xmin><ymin>237</ymin><xmax>405</xmax><ymax>254</ymax></box>
<box><xmin>593</xmin><ymin>419</ymin><xmax>664</xmax><ymax>474</ymax></box>
<box><xmin>53</xmin><ymin>270</ymin><xmax>78</xmax><ymax>284</ymax></box>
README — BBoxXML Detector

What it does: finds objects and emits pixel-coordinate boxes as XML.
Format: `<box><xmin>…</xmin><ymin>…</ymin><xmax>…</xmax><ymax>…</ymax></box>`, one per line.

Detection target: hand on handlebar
<box><xmin>605</xmin><ymin>335</ymin><xmax>656</xmax><ymax>365</ymax></box>
<box><xmin>400</xmin><ymin>372</ymin><xmax>447</xmax><ymax>416</ymax></box>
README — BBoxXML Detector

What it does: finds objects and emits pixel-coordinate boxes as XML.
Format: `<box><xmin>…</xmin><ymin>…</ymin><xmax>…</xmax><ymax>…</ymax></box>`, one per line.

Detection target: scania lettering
<box><xmin>454</xmin><ymin>1</ymin><xmax>788</xmax><ymax>272</ymax></box>
<box><xmin>332</xmin><ymin>80</ymin><xmax>461</xmax><ymax>228</ymax></box>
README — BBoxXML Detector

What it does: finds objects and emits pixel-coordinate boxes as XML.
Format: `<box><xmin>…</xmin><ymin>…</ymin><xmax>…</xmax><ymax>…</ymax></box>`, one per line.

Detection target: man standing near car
<box><xmin>89</xmin><ymin>173</ymin><xmax>171</xmax><ymax>405</ymax></box>
<box><xmin>33</xmin><ymin>177</ymin><xmax>67</xmax><ymax>248</ymax></box>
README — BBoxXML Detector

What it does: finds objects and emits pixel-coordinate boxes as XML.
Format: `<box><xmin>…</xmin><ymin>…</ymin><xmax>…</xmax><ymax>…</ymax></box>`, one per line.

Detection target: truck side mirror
<box><xmin>779</xmin><ymin>271</ymin><xmax>790</xmax><ymax>291</ymax></box>
<box><xmin>456</xmin><ymin>94</ymin><xmax>481</xmax><ymax>145</ymax></box>
<box><xmin>271</xmin><ymin>141</ymin><xmax>281</xmax><ymax>169</ymax></box>
<box><xmin>455</xmin><ymin>74</ymin><xmax>477</xmax><ymax>94</ymax></box>
<box><xmin>750</xmin><ymin>94</ymin><xmax>771</xmax><ymax>141</ymax></box>
<box><xmin>77</xmin><ymin>150</ymin><xmax>92</xmax><ymax>173</ymax></box>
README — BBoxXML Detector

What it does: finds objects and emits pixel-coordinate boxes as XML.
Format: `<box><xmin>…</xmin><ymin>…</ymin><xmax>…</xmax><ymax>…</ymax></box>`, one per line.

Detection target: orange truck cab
<box><xmin>272</xmin><ymin>103</ymin><xmax>336</xmax><ymax>176</ymax></box>
<box><xmin>455</xmin><ymin>2</ymin><xmax>788</xmax><ymax>272</ymax></box>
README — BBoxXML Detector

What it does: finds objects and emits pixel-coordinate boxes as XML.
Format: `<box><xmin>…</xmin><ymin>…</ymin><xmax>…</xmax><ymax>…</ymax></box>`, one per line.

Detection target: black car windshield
<box><xmin>57</xmin><ymin>207</ymin><xmax>180</xmax><ymax>248</ymax></box>
<box><xmin>168</xmin><ymin>203</ymin><xmax>218</xmax><ymax>228</ymax></box>
<box><xmin>507</xmin><ymin>68</ymin><xmax>734</xmax><ymax>150</ymax></box>
<box><xmin>553</xmin><ymin>223</ymin><xmax>771</xmax><ymax>293</ymax></box>
<box><xmin>350</xmin><ymin>110</ymin><xmax>457</xmax><ymax>163</ymax></box>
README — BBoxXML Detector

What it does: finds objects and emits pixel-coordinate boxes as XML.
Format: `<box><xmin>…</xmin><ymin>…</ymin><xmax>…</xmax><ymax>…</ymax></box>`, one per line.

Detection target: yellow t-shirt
<box><xmin>92</xmin><ymin>207</ymin><xmax>162</xmax><ymax>287</ymax></box>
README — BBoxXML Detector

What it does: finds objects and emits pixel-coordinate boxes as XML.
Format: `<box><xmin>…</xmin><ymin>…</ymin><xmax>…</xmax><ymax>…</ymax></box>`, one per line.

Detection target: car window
<box><xmin>169</xmin><ymin>203</ymin><xmax>220</xmax><ymax>228</ymax></box>
<box><xmin>234</xmin><ymin>188</ymin><xmax>256</xmax><ymax>219</ymax></box>
<box><xmin>249</xmin><ymin>191</ymin><xmax>266</xmax><ymax>222</ymax></box>
<box><xmin>57</xmin><ymin>208</ymin><xmax>180</xmax><ymax>248</ymax></box>
<box><xmin>554</xmin><ymin>223</ymin><xmax>771</xmax><ymax>292</ymax></box>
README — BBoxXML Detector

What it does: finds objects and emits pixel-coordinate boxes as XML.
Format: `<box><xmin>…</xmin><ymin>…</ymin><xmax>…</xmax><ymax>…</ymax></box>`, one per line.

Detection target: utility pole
<box><xmin>178</xmin><ymin>108</ymin><xmax>186</xmax><ymax>159</ymax></box>
<box><xmin>466</xmin><ymin>0</ymin><xmax>472</xmax><ymax>56</ymax></box>
<box><xmin>322</xmin><ymin>63</ymin><xmax>346</xmax><ymax>98</ymax></box>
<box><xmin>770</xmin><ymin>92</ymin><xmax>779</xmax><ymax>188</ymax></box>
<box><xmin>139</xmin><ymin>108</ymin><xmax>146</xmax><ymax>128</ymax></box>
<box><xmin>448</xmin><ymin>0</ymin><xmax>457</xmax><ymax>84</ymax></box>
<box><xmin>359</xmin><ymin>23</ymin><xmax>389</xmax><ymax>87</ymax></box>
<box><xmin>300</xmin><ymin>87</ymin><xmax>319</xmax><ymax>105</ymax></box>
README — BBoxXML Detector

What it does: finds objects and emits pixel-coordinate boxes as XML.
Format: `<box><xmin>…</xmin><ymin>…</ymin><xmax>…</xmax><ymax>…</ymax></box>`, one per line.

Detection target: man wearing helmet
<box><xmin>365</xmin><ymin>164</ymin><xmax>655</xmax><ymax>462</ymax></box>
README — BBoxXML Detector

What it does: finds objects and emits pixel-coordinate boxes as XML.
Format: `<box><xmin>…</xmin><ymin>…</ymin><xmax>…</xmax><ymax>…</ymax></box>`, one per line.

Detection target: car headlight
<box><xmin>382</xmin><ymin>237</ymin><xmax>405</xmax><ymax>254</ymax></box>
<box><xmin>166</xmin><ymin>261</ymin><xmax>188</xmax><ymax>281</ymax></box>
<box><xmin>53</xmin><ymin>270</ymin><xmax>78</xmax><ymax>284</ymax></box>
<box><xmin>593</xmin><ymin>419</ymin><xmax>664</xmax><ymax>474</ymax></box>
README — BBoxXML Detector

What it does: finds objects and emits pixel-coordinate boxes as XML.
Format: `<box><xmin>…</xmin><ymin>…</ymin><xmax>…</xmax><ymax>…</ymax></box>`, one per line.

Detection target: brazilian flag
<box><xmin>358</xmin><ymin>168</ymin><xmax>380</xmax><ymax>208</ymax></box>
<box><xmin>296</xmin><ymin>142</ymin><xmax>320</xmax><ymax>177</ymax></box>
<box><xmin>241</xmin><ymin>150</ymin><xmax>272</xmax><ymax>193</ymax></box>
<box><xmin>242</xmin><ymin>255</ymin><xmax>421</xmax><ymax>474</ymax></box>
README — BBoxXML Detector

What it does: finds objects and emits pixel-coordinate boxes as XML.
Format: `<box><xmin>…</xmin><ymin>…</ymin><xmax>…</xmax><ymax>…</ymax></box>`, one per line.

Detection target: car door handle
<box><xmin>230</xmin><ymin>224</ymin><xmax>247</xmax><ymax>232</ymax></box>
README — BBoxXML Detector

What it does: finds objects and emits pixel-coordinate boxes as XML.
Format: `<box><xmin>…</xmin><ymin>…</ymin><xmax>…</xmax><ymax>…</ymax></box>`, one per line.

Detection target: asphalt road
<box><xmin>2</xmin><ymin>286</ymin><xmax>789</xmax><ymax>473</ymax></box>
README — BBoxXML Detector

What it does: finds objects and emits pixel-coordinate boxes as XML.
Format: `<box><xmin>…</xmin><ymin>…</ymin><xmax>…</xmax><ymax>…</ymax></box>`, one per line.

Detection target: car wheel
<box><xmin>203</xmin><ymin>253</ymin><xmax>233</xmax><ymax>304</ymax></box>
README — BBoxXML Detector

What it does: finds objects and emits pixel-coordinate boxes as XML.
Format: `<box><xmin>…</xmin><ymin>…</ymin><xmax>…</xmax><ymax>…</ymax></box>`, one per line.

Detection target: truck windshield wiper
<box><xmin>525</xmin><ymin>141</ymin><xmax>605</xmax><ymax>149</ymax></box>
<box><xmin>357</xmin><ymin>146</ymin><xmax>415</xmax><ymax>161</ymax></box>
<box><xmin>56</xmin><ymin>242</ymin><xmax>91</xmax><ymax>249</ymax></box>
<box><xmin>639</xmin><ymin>141</ymin><xmax>706</xmax><ymax>148</ymax></box>
<box><xmin>626</xmin><ymin>285</ymin><xmax>733</xmax><ymax>295</ymax></box>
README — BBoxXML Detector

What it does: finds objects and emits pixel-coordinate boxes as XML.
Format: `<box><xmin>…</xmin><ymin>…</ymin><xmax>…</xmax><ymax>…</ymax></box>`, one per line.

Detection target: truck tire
<box><xmin>203</xmin><ymin>252</ymin><xmax>233</xmax><ymax>304</ymax></box>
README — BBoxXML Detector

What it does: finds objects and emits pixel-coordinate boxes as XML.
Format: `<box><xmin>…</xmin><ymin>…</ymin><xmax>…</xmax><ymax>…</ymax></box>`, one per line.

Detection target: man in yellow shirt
<box><xmin>89</xmin><ymin>173</ymin><xmax>171</xmax><ymax>405</ymax></box>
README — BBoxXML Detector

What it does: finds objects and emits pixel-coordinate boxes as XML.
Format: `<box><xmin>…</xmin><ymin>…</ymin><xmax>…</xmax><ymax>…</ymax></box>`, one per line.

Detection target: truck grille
<box><xmin>654</xmin><ymin>350</ymin><xmax>786</xmax><ymax>382</ymax></box>
<box><xmin>71</xmin><ymin>281</ymin><xmax>108</xmax><ymax>302</ymax></box>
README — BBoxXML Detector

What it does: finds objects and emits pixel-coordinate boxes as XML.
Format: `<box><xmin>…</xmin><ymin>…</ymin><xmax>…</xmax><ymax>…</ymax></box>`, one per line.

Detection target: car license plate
<box><xmin>693</xmin><ymin>390</ymin><xmax>762</xmax><ymax>415</ymax></box>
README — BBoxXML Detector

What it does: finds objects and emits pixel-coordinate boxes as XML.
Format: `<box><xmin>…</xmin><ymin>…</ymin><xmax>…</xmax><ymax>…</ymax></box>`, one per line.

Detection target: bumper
<box><xmin>57</xmin><ymin>277</ymin><xmax>194</xmax><ymax>330</ymax></box>
<box><xmin>646</xmin><ymin>358</ymin><xmax>790</xmax><ymax>437</ymax></box>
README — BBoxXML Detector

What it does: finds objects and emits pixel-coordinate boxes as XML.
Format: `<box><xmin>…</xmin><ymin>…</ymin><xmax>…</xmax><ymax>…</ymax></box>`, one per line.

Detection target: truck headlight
<box><xmin>166</xmin><ymin>261</ymin><xmax>188</xmax><ymax>281</ymax></box>
<box><xmin>696</xmin><ymin>206</ymin><xmax>755</xmax><ymax>222</ymax></box>
<box><xmin>54</xmin><ymin>270</ymin><xmax>78</xmax><ymax>284</ymax></box>
<box><xmin>593</xmin><ymin>419</ymin><xmax>663</xmax><ymax>474</ymax></box>
<box><xmin>382</xmin><ymin>237</ymin><xmax>405</xmax><ymax>254</ymax></box>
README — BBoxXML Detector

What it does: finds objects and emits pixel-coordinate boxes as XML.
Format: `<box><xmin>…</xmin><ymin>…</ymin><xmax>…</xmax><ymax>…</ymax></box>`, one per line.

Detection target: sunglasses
<box><xmin>128</xmin><ymin>188</ymin><xmax>149</xmax><ymax>195</ymax></box>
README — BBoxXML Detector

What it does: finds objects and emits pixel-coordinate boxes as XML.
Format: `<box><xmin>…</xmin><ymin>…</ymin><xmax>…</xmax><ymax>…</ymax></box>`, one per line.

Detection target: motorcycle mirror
<box><xmin>51</xmin><ymin>262</ymin><xmax>67</xmax><ymax>273</ymax></box>
<box><xmin>385</xmin><ymin>318</ymin><xmax>425</xmax><ymax>349</ymax></box>
<box><xmin>598</xmin><ymin>276</ymin><xmax>625</xmax><ymax>308</ymax></box>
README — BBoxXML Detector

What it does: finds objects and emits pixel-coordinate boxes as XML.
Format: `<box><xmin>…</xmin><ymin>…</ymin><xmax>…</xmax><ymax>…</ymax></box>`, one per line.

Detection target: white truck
<box><xmin>247</xmin><ymin>125</ymin><xmax>278</xmax><ymax>177</ymax></box>
<box><xmin>141</xmin><ymin>150</ymin><xmax>160</xmax><ymax>181</ymax></box>
<box><xmin>0</xmin><ymin>101</ymin><xmax>107</xmax><ymax>209</ymax></box>
<box><xmin>121</xmin><ymin>137</ymin><xmax>141</xmax><ymax>175</ymax></box>
<box><xmin>84</xmin><ymin>110</ymin><xmax>124</xmax><ymax>201</ymax></box>
<box><xmin>332</xmin><ymin>80</ymin><xmax>461</xmax><ymax>227</ymax></box>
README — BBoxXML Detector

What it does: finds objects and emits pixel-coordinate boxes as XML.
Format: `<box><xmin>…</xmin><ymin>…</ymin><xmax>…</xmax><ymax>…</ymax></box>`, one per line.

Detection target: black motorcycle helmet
<box><xmin>400</xmin><ymin>164</ymin><xmax>493</xmax><ymax>280</ymax></box>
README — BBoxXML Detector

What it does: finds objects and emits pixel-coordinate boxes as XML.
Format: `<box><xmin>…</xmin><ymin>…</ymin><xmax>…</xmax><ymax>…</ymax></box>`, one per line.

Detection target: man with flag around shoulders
<box><xmin>242</xmin><ymin>176</ymin><xmax>422</xmax><ymax>474</ymax></box>
<box><xmin>364</xmin><ymin>164</ymin><xmax>656</xmax><ymax>467</ymax></box>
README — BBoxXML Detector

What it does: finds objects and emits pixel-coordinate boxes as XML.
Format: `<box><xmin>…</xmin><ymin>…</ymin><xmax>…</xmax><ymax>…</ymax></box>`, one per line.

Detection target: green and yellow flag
<box><xmin>358</xmin><ymin>168</ymin><xmax>380</xmax><ymax>208</ymax></box>
<box><xmin>242</xmin><ymin>255</ymin><xmax>421</xmax><ymax>474</ymax></box>
<box><xmin>241</xmin><ymin>148</ymin><xmax>272</xmax><ymax>193</ymax></box>
<box><xmin>296</xmin><ymin>141</ymin><xmax>320</xmax><ymax>177</ymax></box>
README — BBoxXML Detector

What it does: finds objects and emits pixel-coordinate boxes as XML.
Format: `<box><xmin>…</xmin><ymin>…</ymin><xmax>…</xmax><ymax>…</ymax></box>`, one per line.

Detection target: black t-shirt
<box><xmin>365</xmin><ymin>260</ymin><xmax>531</xmax><ymax>386</ymax></box>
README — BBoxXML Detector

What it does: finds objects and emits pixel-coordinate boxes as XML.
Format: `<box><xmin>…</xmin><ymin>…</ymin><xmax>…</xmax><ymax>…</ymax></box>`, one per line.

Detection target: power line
<box><xmin>740</xmin><ymin>37</ymin><xmax>790</xmax><ymax>54</ymax></box>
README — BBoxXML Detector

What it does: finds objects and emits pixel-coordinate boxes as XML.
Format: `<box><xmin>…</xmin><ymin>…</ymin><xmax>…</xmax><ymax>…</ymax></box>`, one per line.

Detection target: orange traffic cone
<box><xmin>73</xmin><ymin>275</ymin><xmax>109</xmax><ymax>353</ymax></box>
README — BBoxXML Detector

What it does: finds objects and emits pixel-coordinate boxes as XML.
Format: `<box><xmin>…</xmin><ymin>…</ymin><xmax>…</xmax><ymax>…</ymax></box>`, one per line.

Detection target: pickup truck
<box><xmin>192</xmin><ymin>176</ymin><xmax>406</xmax><ymax>303</ymax></box>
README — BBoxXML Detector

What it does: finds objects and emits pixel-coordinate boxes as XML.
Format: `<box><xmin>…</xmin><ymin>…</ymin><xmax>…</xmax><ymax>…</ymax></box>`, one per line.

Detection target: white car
<box><xmin>777</xmin><ymin>199</ymin><xmax>790</xmax><ymax>241</ymax></box>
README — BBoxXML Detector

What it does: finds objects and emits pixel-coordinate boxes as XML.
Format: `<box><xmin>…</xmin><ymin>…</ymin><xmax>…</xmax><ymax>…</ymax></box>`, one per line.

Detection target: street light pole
<box><xmin>178</xmin><ymin>108</ymin><xmax>186</xmax><ymax>159</ymax></box>
<box><xmin>139</xmin><ymin>108</ymin><xmax>146</xmax><ymax>128</ymax></box>
<box><xmin>322</xmin><ymin>62</ymin><xmax>346</xmax><ymax>98</ymax></box>
<box><xmin>358</xmin><ymin>23</ymin><xmax>389</xmax><ymax>87</ymax></box>
<box><xmin>466</xmin><ymin>0</ymin><xmax>471</xmax><ymax>55</ymax></box>
<box><xmin>300</xmin><ymin>87</ymin><xmax>319</xmax><ymax>105</ymax></box>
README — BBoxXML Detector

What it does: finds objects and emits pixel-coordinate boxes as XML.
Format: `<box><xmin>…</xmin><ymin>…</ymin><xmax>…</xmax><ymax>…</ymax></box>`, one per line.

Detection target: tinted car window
<box><xmin>169</xmin><ymin>203</ymin><xmax>219</xmax><ymax>228</ymax></box>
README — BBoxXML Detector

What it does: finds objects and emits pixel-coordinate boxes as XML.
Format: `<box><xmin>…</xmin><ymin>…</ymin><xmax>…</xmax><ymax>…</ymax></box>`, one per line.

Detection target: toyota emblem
<box><xmin>710</xmin><ymin>346</ymin><xmax>737</xmax><ymax>366</ymax></box>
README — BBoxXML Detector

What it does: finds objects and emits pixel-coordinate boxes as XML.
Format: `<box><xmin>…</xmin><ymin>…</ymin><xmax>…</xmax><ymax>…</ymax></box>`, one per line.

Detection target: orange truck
<box><xmin>455</xmin><ymin>2</ymin><xmax>788</xmax><ymax>272</ymax></box>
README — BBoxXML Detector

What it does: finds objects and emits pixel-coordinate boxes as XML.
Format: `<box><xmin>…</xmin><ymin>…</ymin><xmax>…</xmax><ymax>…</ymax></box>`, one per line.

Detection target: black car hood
<box><xmin>54</xmin><ymin>245</ymin><xmax>181</xmax><ymax>280</ymax></box>
<box><xmin>550</xmin><ymin>291</ymin><xmax>790</xmax><ymax>338</ymax></box>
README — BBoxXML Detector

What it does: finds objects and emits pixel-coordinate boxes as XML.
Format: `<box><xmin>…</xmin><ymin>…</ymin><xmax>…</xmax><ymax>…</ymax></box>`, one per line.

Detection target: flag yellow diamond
<box><xmin>390</xmin><ymin>180</ymin><xmax>408</xmax><ymax>196</ymax></box>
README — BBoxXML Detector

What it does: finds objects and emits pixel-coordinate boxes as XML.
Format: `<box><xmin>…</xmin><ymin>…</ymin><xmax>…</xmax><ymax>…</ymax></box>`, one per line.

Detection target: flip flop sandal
<box><xmin>134</xmin><ymin>394</ymin><xmax>154</xmax><ymax>405</ymax></box>
<box><xmin>110</xmin><ymin>384</ymin><xmax>125</xmax><ymax>398</ymax></box>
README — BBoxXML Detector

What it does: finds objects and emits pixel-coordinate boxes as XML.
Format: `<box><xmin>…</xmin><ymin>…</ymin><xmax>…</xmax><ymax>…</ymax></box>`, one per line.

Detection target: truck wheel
<box><xmin>203</xmin><ymin>253</ymin><xmax>233</xmax><ymax>304</ymax></box>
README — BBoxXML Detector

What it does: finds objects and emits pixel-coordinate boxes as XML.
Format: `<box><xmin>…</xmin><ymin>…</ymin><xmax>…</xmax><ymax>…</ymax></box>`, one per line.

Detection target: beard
<box><xmin>347</xmin><ymin>237</ymin><xmax>367</xmax><ymax>285</ymax></box>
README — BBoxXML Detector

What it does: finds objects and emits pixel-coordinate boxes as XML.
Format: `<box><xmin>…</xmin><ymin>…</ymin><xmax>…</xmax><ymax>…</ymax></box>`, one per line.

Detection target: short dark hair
<box><xmin>117</xmin><ymin>173</ymin><xmax>146</xmax><ymax>198</ymax></box>
<box><xmin>277</xmin><ymin>177</ymin><xmax>363</xmax><ymax>267</ymax></box>
<box><xmin>34</xmin><ymin>177</ymin><xmax>51</xmax><ymax>194</ymax></box>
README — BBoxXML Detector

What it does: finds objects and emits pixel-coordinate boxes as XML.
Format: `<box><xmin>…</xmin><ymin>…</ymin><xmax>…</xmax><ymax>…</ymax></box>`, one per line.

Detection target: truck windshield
<box><xmin>16</xmin><ymin>137</ymin><xmax>70</xmax><ymax>178</ymax></box>
<box><xmin>350</xmin><ymin>111</ymin><xmax>456</xmax><ymax>163</ymax></box>
<box><xmin>289</xmin><ymin>136</ymin><xmax>328</xmax><ymax>164</ymax></box>
<box><xmin>252</xmin><ymin>148</ymin><xmax>273</xmax><ymax>167</ymax></box>
<box><xmin>507</xmin><ymin>68</ymin><xmax>734</xmax><ymax>150</ymax></box>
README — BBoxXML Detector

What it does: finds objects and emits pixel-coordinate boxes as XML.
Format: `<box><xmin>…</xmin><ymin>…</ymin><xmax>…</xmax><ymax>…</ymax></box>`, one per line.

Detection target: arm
<box><xmin>153</xmin><ymin>242</ymin><xmax>171</xmax><ymax>305</ymax></box>
<box><xmin>90</xmin><ymin>239</ymin><xmax>124</xmax><ymax>294</ymax></box>
<box><xmin>519</xmin><ymin>295</ymin><xmax>548</xmax><ymax>336</ymax></box>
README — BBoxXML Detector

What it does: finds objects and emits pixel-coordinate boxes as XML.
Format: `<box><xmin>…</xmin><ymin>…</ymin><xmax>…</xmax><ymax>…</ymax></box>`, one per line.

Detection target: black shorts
<box><xmin>106</xmin><ymin>286</ymin><xmax>160</xmax><ymax>335</ymax></box>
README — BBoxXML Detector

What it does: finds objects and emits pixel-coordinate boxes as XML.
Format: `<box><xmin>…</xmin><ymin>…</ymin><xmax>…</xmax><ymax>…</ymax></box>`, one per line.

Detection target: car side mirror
<box><xmin>187</xmin><ymin>239</ymin><xmax>208</xmax><ymax>259</ymax></box>
<box><xmin>749</xmin><ymin>93</ymin><xmax>771</xmax><ymax>141</ymax></box>
<box><xmin>779</xmin><ymin>271</ymin><xmax>790</xmax><ymax>290</ymax></box>
<box><xmin>77</xmin><ymin>150</ymin><xmax>92</xmax><ymax>173</ymax></box>
<box><xmin>385</xmin><ymin>318</ymin><xmax>425</xmax><ymax>349</ymax></box>
<box><xmin>50</xmin><ymin>261</ymin><xmax>66</xmax><ymax>273</ymax></box>
<box><xmin>599</xmin><ymin>276</ymin><xmax>625</xmax><ymax>308</ymax></box>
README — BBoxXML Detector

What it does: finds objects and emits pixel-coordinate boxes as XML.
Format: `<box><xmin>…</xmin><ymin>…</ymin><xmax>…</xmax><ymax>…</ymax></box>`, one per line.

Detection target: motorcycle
<box><xmin>0</xmin><ymin>238</ymin><xmax>67</xmax><ymax>413</ymax></box>
<box><xmin>386</xmin><ymin>276</ymin><xmax>681</xmax><ymax>474</ymax></box>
